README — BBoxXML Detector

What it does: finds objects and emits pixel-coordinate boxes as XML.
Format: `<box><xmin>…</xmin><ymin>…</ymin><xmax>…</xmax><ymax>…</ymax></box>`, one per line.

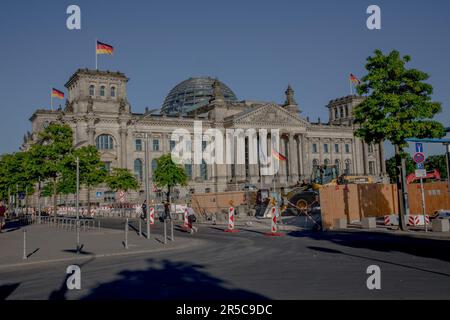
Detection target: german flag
<box><xmin>96</xmin><ymin>41</ymin><xmax>114</xmax><ymax>55</ymax></box>
<box><xmin>272</xmin><ymin>149</ymin><xmax>286</xmax><ymax>161</ymax></box>
<box><xmin>350</xmin><ymin>74</ymin><xmax>361</xmax><ymax>84</ymax></box>
<box><xmin>51</xmin><ymin>88</ymin><xmax>65</xmax><ymax>99</ymax></box>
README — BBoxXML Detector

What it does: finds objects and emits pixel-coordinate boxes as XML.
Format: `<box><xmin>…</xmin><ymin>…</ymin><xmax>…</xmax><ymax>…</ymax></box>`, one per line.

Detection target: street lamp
<box><xmin>144</xmin><ymin>133</ymin><xmax>151</xmax><ymax>239</ymax></box>
<box><xmin>74</xmin><ymin>140</ymin><xmax>88</xmax><ymax>253</ymax></box>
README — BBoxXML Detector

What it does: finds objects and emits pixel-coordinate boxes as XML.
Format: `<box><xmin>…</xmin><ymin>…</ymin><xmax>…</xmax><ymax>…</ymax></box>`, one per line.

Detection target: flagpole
<box><xmin>349</xmin><ymin>77</ymin><xmax>353</xmax><ymax>95</ymax></box>
<box><xmin>50</xmin><ymin>88</ymin><xmax>53</xmax><ymax>111</ymax></box>
<box><xmin>95</xmin><ymin>38</ymin><xmax>98</xmax><ymax>70</ymax></box>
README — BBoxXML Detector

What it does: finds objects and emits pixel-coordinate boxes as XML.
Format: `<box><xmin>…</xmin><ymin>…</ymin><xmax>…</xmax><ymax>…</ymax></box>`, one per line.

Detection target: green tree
<box><xmin>153</xmin><ymin>154</ymin><xmax>188</xmax><ymax>203</ymax></box>
<box><xmin>105</xmin><ymin>168</ymin><xmax>139</xmax><ymax>202</ymax></box>
<box><xmin>354</xmin><ymin>49</ymin><xmax>445</xmax><ymax>230</ymax></box>
<box><xmin>75</xmin><ymin>146</ymin><xmax>107</xmax><ymax>213</ymax></box>
<box><xmin>385</xmin><ymin>154</ymin><xmax>415</xmax><ymax>183</ymax></box>
<box><xmin>425</xmin><ymin>155</ymin><xmax>447</xmax><ymax>179</ymax></box>
<box><xmin>28</xmin><ymin>124</ymin><xmax>74</xmax><ymax>216</ymax></box>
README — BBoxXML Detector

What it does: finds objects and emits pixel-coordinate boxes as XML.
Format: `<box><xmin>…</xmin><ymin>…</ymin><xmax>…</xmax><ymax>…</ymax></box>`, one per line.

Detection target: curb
<box><xmin>0</xmin><ymin>238</ymin><xmax>205</xmax><ymax>271</ymax></box>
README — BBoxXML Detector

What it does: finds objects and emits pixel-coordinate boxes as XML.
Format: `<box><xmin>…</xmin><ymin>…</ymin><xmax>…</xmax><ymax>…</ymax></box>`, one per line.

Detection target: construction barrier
<box><xmin>224</xmin><ymin>206</ymin><xmax>239</xmax><ymax>233</ymax></box>
<box><xmin>265</xmin><ymin>206</ymin><xmax>284</xmax><ymax>237</ymax></box>
<box><xmin>384</xmin><ymin>215</ymin><xmax>430</xmax><ymax>226</ymax></box>
<box><xmin>183</xmin><ymin>208</ymin><xmax>189</xmax><ymax>229</ymax></box>
<box><xmin>149</xmin><ymin>207</ymin><xmax>155</xmax><ymax>225</ymax></box>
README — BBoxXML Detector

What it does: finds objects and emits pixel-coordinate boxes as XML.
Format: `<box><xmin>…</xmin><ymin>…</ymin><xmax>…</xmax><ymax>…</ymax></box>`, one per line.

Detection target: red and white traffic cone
<box><xmin>149</xmin><ymin>207</ymin><xmax>155</xmax><ymax>225</ymax></box>
<box><xmin>265</xmin><ymin>206</ymin><xmax>284</xmax><ymax>237</ymax></box>
<box><xmin>224</xmin><ymin>206</ymin><xmax>239</xmax><ymax>233</ymax></box>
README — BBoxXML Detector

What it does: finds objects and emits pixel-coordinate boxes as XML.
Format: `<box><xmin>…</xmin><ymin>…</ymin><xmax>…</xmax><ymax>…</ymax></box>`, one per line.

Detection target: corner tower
<box><xmin>64</xmin><ymin>69</ymin><xmax>130</xmax><ymax>115</ymax></box>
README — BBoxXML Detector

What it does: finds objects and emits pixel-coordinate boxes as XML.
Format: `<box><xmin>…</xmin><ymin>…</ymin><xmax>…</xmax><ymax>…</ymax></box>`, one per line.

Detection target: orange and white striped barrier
<box><xmin>265</xmin><ymin>207</ymin><xmax>284</xmax><ymax>237</ymax></box>
<box><xmin>183</xmin><ymin>208</ymin><xmax>189</xmax><ymax>229</ymax></box>
<box><xmin>385</xmin><ymin>214</ymin><xmax>430</xmax><ymax>226</ymax></box>
<box><xmin>149</xmin><ymin>207</ymin><xmax>155</xmax><ymax>225</ymax></box>
<box><xmin>224</xmin><ymin>206</ymin><xmax>239</xmax><ymax>233</ymax></box>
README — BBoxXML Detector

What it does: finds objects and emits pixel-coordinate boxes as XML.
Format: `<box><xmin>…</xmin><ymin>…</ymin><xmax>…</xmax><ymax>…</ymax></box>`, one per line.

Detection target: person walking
<box><xmin>186</xmin><ymin>203</ymin><xmax>198</xmax><ymax>234</ymax></box>
<box><xmin>0</xmin><ymin>201</ymin><xmax>7</xmax><ymax>233</ymax></box>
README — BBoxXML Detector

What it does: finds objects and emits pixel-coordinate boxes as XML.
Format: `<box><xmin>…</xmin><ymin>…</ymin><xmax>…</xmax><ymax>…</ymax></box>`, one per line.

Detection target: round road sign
<box><xmin>413</xmin><ymin>152</ymin><xmax>425</xmax><ymax>164</ymax></box>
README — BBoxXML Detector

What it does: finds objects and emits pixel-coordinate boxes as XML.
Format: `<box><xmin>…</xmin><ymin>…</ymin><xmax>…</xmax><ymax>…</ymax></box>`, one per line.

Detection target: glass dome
<box><xmin>161</xmin><ymin>77</ymin><xmax>238</xmax><ymax>114</ymax></box>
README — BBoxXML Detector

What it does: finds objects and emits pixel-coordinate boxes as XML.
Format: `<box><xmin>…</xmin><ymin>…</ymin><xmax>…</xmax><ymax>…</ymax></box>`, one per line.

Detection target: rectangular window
<box><xmin>335</xmin><ymin>144</ymin><xmax>339</xmax><ymax>153</ymax></box>
<box><xmin>345</xmin><ymin>144</ymin><xmax>350</xmax><ymax>154</ymax></box>
<box><xmin>312</xmin><ymin>143</ymin><xmax>318</xmax><ymax>154</ymax></box>
<box><xmin>153</xmin><ymin>139</ymin><xmax>160</xmax><ymax>151</ymax></box>
<box><xmin>135</xmin><ymin>139</ymin><xmax>142</xmax><ymax>152</ymax></box>
<box><xmin>324</xmin><ymin>144</ymin><xmax>329</xmax><ymax>154</ymax></box>
<box><xmin>104</xmin><ymin>162</ymin><xmax>112</xmax><ymax>173</ymax></box>
<box><xmin>369</xmin><ymin>161</ymin><xmax>375</xmax><ymax>175</ymax></box>
<box><xmin>170</xmin><ymin>140</ymin><xmax>176</xmax><ymax>151</ymax></box>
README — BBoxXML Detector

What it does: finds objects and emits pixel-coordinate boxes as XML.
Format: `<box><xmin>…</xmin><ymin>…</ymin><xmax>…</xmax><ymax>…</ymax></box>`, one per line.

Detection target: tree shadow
<box><xmin>81</xmin><ymin>259</ymin><xmax>269</xmax><ymax>300</ymax></box>
<box><xmin>287</xmin><ymin>230</ymin><xmax>450</xmax><ymax>263</ymax></box>
<box><xmin>0</xmin><ymin>283</ymin><xmax>20</xmax><ymax>300</ymax></box>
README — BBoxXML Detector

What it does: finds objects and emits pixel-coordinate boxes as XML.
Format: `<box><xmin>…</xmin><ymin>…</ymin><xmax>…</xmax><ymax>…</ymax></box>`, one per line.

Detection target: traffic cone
<box><xmin>224</xmin><ymin>206</ymin><xmax>239</xmax><ymax>233</ymax></box>
<box><xmin>265</xmin><ymin>206</ymin><xmax>284</xmax><ymax>237</ymax></box>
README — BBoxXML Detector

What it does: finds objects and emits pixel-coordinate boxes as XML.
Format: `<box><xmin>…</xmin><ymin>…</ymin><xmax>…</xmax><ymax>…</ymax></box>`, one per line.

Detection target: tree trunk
<box><xmin>166</xmin><ymin>185</ymin><xmax>171</xmax><ymax>203</ymax></box>
<box><xmin>53</xmin><ymin>177</ymin><xmax>58</xmax><ymax>217</ymax></box>
<box><xmin>394</xmin><ymin>145</ymin><xmax>408</xmax><ymax>231</ymax></box>
<box><xmin>87</xmin><ymin>186</ymin><xmax>91</xmax><ymax>216</ymax></box>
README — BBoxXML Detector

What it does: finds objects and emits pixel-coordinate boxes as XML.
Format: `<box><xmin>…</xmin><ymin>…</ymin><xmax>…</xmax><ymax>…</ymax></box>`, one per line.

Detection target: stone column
<box><xmin>119</xmin><ymin>128</ymin><xmax>128</xmax><ymax>169</ymax></box>
<box><xmin>288</xmin><ymin>134</ymin><xmax>298</xmax><ymax>183</ymax></box>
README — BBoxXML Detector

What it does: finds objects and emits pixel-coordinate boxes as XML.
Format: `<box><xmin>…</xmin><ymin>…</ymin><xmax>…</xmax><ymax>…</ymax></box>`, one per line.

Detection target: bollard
<box><xmin>164</xmin><ymin>219</ymin><xmax>167</xmax><ymax>244</ymax></box>
<box><xmin>22</xmin><ymin>230</ymin><xmax>27</xmax><ymax>260</ymax></box>
<box><xmin>170</xmin><ymin>219</ymin><xmax>174</xmax><ymax>242</ymax></box>
<box><xmin>125</xmin><ymin>218</ymin><xmax>129</xmax><ymax>249</ymax></box>
<box><xmin>265</xmin><ymin>206</ymin><xmax>284</xmax><ymax>237</ymax></box>
<box><xmin>139</xmin><ymin>218</ymin><xmax>142</xmax><ymax>237</ymax></box>
<box><xmin>224</xmin><ymin>206</ymin><xmax>239</xmax><ymax>233</ymax></box>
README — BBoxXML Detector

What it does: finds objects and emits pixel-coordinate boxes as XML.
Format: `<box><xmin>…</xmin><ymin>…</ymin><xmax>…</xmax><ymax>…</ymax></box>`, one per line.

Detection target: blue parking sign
<box><xmin>416</xmin><ymin>163</ymin><xmax>424</xmax><ymax>170</ymax></box>
<box><xmin>415</xmin><ymin>143</ymin><xmax>423</xmax><ymax>153</ymax></box>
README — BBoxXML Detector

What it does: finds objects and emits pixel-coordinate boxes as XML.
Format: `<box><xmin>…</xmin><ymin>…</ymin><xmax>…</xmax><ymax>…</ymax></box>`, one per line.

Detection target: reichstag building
<box><xmin>22</xmin><ymin>69</ymin><xmax>386</xmax><ymax>204</ymax></box>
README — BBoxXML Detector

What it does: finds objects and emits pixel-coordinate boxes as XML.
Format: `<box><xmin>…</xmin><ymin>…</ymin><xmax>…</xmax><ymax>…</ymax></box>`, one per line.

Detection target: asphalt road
<box><xmin>1</xmin><ymin>218</ymin><xmax>450</xmax><ymax>300</ymax></box>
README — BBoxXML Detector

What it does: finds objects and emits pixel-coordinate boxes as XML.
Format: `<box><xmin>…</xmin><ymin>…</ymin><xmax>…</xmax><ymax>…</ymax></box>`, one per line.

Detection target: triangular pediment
<box><xmin>228</xmin><ymin>103</ymin><xmax>308</xmax><ymax>128</ymax></box>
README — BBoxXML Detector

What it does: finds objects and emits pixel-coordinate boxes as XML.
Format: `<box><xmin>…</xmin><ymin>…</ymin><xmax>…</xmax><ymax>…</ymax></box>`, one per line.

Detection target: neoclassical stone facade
<box><xmin>23</xmin><ymin>69</ymin><xmax>386</xmax><ymax>205</ymax></box>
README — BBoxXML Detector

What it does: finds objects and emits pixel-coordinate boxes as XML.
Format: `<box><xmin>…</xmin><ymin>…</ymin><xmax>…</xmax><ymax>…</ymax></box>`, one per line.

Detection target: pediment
<box><xmin>229</xmin><ymin>103</ymin><xmax>308</xmax><ymax>128</ymax></box>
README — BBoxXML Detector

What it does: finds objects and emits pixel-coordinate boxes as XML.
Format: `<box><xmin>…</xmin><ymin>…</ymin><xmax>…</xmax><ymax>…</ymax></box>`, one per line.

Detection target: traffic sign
<box><xmin>415</xmin><ymin>143</ymin><xmax>424</xmax><ymax>153</ymax></box>
<box><xmin>416</xmin><ymin>163</ymin><xmax>425</xmax><ymax>170</ymax></box>
<box><xmin>413</xmin><ymin>152</ymin><xmax>425</xmax><ymax>164</ymax></box>
<box><xmin>415</xmin><ymin>169</ymin><xmax>427</xmax><ymax>178</ymax></box>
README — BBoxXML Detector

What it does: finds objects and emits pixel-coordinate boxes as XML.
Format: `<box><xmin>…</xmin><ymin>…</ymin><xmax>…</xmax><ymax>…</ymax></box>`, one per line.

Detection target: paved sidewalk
<box><xmin>0</xmin><ymin>223</ymin><xmax>200</xmax><ymax>269</ymax></box>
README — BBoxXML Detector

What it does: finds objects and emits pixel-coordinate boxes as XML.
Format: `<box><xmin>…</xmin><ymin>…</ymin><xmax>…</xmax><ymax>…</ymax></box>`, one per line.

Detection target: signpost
<box><xmin>413</xmin><ymin>143</ymin><xmax>427</xmax><ymax>232</ymax></box>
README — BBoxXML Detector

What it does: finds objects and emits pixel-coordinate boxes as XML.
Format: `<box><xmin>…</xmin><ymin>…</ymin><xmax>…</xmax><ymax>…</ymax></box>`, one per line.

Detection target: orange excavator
<box><xmin>406</xmin><ymin>169</ymin><xmax>441</xmax><ymax>184</ymax></box>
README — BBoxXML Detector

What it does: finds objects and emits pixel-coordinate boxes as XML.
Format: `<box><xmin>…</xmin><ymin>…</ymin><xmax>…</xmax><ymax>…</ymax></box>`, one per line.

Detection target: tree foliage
<box><xmin>354</xmin><ymin>49</ymin><xmax>445</xmax><ymax>149</ymax></box>
<box><xmin>153</xmin><ymin>154</ymin><xmax>188</xmax><ymax>202</ymax></box>
<box><xmin>105</xmin><ymin>168</ymin><xmax>139</xmax><ymax>193</ymax></box>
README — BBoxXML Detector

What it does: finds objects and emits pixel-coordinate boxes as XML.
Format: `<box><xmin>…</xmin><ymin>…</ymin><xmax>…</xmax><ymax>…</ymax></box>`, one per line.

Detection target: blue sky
<box><xmin>1</xmin><ymin>0</ymin><xmax>450</xmax><ymax>157</ymax></box>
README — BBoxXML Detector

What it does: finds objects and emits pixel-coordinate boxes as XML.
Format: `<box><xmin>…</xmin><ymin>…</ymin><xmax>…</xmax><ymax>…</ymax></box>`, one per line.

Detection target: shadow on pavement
<box><xmin>81</xmin><ymin>259</ymin><xmax>268</xmax><ymax>300</ymax></box>
<box><xmin>289</xmin><ymin>230</ymin><xmax>450</xmax><ymax>263</ymax></box>
<box><xmin>307</xmin><ymin>246</ymin><xmax>450</xmax><ymax>278</ymax></box>
<box><xmin>0</xmin><ymin>283</ymin><xmax>21</xmax><ymax>300</ymax></box>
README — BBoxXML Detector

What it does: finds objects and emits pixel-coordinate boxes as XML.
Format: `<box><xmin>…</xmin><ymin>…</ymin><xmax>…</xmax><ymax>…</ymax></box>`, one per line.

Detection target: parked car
<box><xmin>430</xmin><ymin>210</ymin><xmax>450</xmax><ymax>220</ymax></box>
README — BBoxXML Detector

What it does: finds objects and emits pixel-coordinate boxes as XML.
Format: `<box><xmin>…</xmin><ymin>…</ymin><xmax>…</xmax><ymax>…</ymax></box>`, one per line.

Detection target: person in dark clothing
<box><xmin>141</xmin><ymin>200</ymin><xmax>148</xmax><ymax>220</ymax></box>
<box><xmin>163</xmin><ymin>202</ymin><xmax>171</xmax><ymax>220</ymax></box>
<box><xmin>0</xmin><ymin>201</ymin><xmax>7</xmax><ymax>233</ymax></box>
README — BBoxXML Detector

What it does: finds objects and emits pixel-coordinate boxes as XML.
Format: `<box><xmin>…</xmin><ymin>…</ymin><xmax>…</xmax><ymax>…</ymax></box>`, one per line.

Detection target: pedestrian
<box><xmin>0</xmin><ymin>200</ymin><xmax>7</xmax><ymax>233</ymax></box>
<box><xmin>163</xmin><ymin>201</ymin><xmax>171</xmax><ymax>221</ymax></box>
<box><xmin>186</xmin><ymin>203</ymin><xmax>198</xmax><ymax>234</ymax></box>
<box><xmin>141</xmin><ymin>200</ymin><xmax>147</xmax><ymax>221</ymax></box>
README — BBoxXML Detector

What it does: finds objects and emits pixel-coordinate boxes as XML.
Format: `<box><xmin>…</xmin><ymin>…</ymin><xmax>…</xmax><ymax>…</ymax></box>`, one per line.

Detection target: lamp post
<box><xmin>74</xmin><ymin>140</ymin><xmax>88</xmax><ymax>254</ymax></box>
<box><xmin>144</xmin><ymin>133</ymin><xmax>151</xmax><ymax>239</ymax></box>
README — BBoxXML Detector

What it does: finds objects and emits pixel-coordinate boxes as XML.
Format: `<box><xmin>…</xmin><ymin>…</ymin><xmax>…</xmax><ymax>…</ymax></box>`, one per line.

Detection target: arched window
<box><xmin>345</xmin><ymin>159</ymin><xmax>352</xmax><ymax>175</ymax></box>
<box><xmin>335</xmin><ymin>108</ymin><xmax>339</xmax><ymax>119</ymax></box>
<box><xmin>335</xmin><ymin>159</ymin><xmax>341</xmax><ymax>175</ymax></box>
<box><xmin>111</xmin><ymin>86</ymin><xmax>116</xmax><ymax>97</ymax></box>
<box><xmin>200</xmin><ymin>160</ymin><xmax>208</xmax><ymax>180</ymax></box>
<box><xmin>96</xmin><ymin>134</ymin><xmax>114</xmax><ymax>150</ymax></box>
<box><xmin>100</xmin><ymin>86</ymin><xmax>105</xmax><ymax>97</ymax></box>
<box><xmin>151</xmin><ymin>159</ymin><xmax>158</xmax><ymax>181</ymax></box>
<box><xmin>324</xmin><ymin>159</ymin><xmax>330</xmax><ymax>167</ymax></box>
<box><xmin>134</xmin><ymin>159</ymin><xmax>143</xmax><ymax>182</ymax></box>
<box><xmin>89</xmin><ymin>85</ymin><xmax>95</xmax><ymax>96</ymax></box>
